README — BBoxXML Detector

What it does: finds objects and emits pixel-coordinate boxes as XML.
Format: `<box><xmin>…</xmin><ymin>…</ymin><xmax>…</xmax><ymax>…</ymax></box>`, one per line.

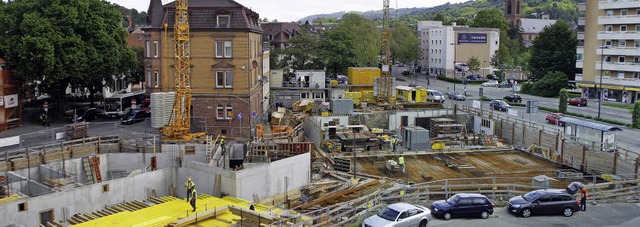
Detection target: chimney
<box><xmin>128</xmin><ymin>15</ymin><xmax>133</xmax><ymax>30</ymax></box>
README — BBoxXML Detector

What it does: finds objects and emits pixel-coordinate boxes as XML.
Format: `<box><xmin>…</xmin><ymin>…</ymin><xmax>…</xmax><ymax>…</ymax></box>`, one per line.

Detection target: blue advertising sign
<box><xmin>457</xmin><ymin>33</ymin><xmax>487</xmax><ymax>44</ymax></box>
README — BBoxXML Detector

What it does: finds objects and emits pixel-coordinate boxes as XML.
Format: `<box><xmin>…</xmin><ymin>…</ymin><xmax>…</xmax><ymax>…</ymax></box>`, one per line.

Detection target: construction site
<box><xmin>3</xmin><ymin>0</ymin><xmax>640</xmax><ymax>227</ymax></box>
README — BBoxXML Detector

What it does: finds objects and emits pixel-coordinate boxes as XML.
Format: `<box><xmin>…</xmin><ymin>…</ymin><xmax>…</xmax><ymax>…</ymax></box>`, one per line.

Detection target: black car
<box><xmin>430</xmin><ymin>193</ymin><xmax>494</xmax><ymax>220</ymax></box>
<box><xmin>121</xmin><ymin>110</ymin><xmax>149</xmax><ymax>125</ymax></box>
<box><xmin>507</xmin><ymin>189</ymin><xmax>580</xmax><ymax>218</ymax></box>
<box><xmin>68</xmin><ymin>108</ymin><xmax>102</xmax><ymax>123</ymax></box>
<box><xmin>498</xmin><ymin>81</ymin><xmax>512</xmax><ymax>88</ymax></box>
<box><xmin>503</xmin><ymin>94</ymin><xmax>522</xmax><ymax>103</ymax></box>
<box><xmin>466</xmin><ymin>74</ymin><xmax>482</xmax><ymax>81</ymax></box>
<box><xmin>489</xmin><ymin>100</ymin><xmax>510</xmax><ymax>111</ymax></box>
<box><xmin>486</xmin><ymin>74</ymin><xmax>499</xmax><ymax>80</ymax></box>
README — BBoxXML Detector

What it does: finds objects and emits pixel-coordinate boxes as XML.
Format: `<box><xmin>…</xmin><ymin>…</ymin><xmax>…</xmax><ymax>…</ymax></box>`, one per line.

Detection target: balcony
<box><xmin>598</xmin><ymin>15</ymin><xmax>640</xmax><ymax>25</ymax></box>
<box><xmin>575</xmin><ymin>74</ymin><xmax>583</xmax><ymax>81</ymax></box>
<box><xmin>577</xmin><ymin>46</ymin><xmax>584</xmax><ymax>54</ymax></box>
<box><xmin>596</xmin><ymin>61</ymin><xmax>640</xmax><ymax>72</ymax></box>
<box><xmin>579</xmin><ymin>3</ymin><xmax>586</xmax><ymax>11</ymax></box>
<box><xmin>577</xmin><ymin>32</ymin><xmax>585</xmax><ymax>40</ymax></box>
<box><xmin>598</xmin><ymin>46</ymin><xmax>640</xmax><ymax>56</ymax></box>
<box><xmin>577</xmin><ymin>74</ymin><xmax>640</xmax><ymax>87</ymax></box>
<box><xmin>576</xmin><ymin>60</ymin><xmax>584</xmax><ymax>69</ymax></box>
<box><xmin>578</xmin><ymin>17</ymin><xmax>586</xmax><ymax>26</ymax></box>
<box><xmin>597</xmin><ymin>31</ymin><xmax>640</xmax><ymax>40</ymax></box>
<box><xmin>599</xmin><ymin>0</ymin><xmax>640</xmax><ymax>10</ymax></box>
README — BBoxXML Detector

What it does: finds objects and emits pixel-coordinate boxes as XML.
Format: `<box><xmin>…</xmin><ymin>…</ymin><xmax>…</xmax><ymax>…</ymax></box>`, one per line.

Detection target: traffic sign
<box><xmin>237</xmin><ymin>112</ymin><xmax>242</xmax><ymax>120</ymax></box>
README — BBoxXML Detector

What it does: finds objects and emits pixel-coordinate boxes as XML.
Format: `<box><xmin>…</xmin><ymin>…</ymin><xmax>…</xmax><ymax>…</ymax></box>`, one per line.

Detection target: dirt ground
<box><xmin>356</xmin><ymin>150</ymin><xmax>565</xmax><ymax>187</ymax></box>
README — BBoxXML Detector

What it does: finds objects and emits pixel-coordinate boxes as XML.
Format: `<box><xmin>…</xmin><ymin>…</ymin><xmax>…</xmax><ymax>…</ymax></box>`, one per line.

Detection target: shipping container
<box><xmin>330</xmin><ymin>99</ymin><xmax>354</xmax><ymax>115</ymax></box>
<box><xmin>347</xmin><ymin>67</ymin><xmax>380</xmax><ymax>85</ymax></box>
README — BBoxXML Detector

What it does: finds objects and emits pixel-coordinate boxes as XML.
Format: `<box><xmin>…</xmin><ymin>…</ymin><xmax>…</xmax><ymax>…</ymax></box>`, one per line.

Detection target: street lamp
<box><xmin>597</xmin><ymin>42</ymin><xmax>606</xmax><ymax>118</ymax></box>
<box><xmin>451</xmin><ymin>42</ymin><xmax>457</xmax><ymax>91</ymax></box>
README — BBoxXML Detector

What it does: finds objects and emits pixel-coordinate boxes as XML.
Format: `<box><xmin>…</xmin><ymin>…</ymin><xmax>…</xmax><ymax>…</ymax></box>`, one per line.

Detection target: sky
<box><xmin>106</xmin><ymin>0</ymin><xmax>468</xmax><ymax>22</ymax></box>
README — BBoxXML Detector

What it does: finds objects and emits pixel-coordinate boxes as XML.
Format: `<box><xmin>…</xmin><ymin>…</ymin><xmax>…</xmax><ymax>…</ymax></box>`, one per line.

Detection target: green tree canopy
<box><xmin>470</xmin><ymin>9</ymin><xmax>508</xmax><ymax>30</ymax></box>
<box><xmin>335</xmin><ymin>14</ymin><xmax>381</xmax><ymax>67</ymax></box>
<box><xmin>467</xmin><ymin>56</ymin><xmax>481</xmax><ymax>75</ymax></box>
<box><xmin>319</xmin><ymin>29</ymin><xmax>358</xmax><ymax>76</ymax></box>
<box><xmin>528</xmin><ymin>20</ymin><xmax>577</xmax><ymax>81</ymax></box>
<box><xmin>521</xmin><ymin>71</ymin><xmax>568</xmax><ymax>97</ymax></box>
<box><xmin>391</xmin><ymin>22</ymin><xmax>421</xmax><ymax>65</ymax></box>
<box><xmin>559</xmin><ymin>88</ymin><xmax>568</xmax><ymax>113</ymax></box>
<box><xmin>633</xmin><ymin>101</ymin><xmax>640</xmax><ymax>129</ymax></box>
<box><xmin>281</xmin><ymin>30</ymin><xmax>322</xmax><ymax>70</ymax></box>
<box><xmin>0</xmin><ymin>0</ymin><xmax>136</xmax><ymax>111</ymax></box>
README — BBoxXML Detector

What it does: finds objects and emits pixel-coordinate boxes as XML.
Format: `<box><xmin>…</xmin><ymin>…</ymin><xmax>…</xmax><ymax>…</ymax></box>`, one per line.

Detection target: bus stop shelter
<box><xmin>560</xmin><ymin>117</ymin><xmax>622</xmax><ymax>150</ymax></box>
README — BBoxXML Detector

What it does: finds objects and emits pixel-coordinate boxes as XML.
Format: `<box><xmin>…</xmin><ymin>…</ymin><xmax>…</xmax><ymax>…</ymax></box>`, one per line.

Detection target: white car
<box><xmin>362</xmin><ymin>202</ymin><xmax>432</xmax><ymax>227</ymax></box>
<box><xmin>482</xmin><ymin>80</ymin><xmax>499</xmax><ymax>87</ymax></box>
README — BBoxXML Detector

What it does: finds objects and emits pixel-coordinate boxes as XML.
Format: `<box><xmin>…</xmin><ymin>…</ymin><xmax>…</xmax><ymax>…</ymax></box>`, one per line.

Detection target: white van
<box><xmin>427</xmin><ymin>89</ymin><xmax>445</xmax><ymax>103</ymax></box>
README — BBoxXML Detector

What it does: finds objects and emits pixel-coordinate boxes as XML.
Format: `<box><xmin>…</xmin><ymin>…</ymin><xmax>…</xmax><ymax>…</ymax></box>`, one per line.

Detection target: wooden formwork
<box><xmin>10</xmin><ymin>155</ymin><xmax>42</xmax><ymax>170</ymax></box>
<box><xmin>43</xmin><ymin>149</ymin><xmax>71</xmax><ymax>164</ymax></box>
<box><xmin>0</xmin><ymin>161</ymin><xmax>6</xmax><ymax>172</ymax></box>
<box><xmin>247</xmin><ymin>142</ymin><xmax>314</xmax><ymax>163</ymax></box>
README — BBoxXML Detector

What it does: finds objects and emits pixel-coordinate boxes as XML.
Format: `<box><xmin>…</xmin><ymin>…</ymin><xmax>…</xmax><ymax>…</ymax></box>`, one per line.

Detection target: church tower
<box><xmin>505</xmin><ymin>0</ymin><xmax>521</xmax><ymax>28</ymax></box>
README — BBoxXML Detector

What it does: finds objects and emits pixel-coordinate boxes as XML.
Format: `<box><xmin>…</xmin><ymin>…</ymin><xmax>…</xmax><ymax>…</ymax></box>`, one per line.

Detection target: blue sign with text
<box><xmin>458</xmin><ymin>33</ymin><xmax>487</xmax><ymax>44</ymax></box>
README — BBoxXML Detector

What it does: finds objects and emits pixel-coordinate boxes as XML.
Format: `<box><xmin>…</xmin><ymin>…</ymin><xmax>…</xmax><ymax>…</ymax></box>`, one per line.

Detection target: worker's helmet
<box><xmin>222</xmin><ymin>136</ymin><xmax>225</xmax><ymax>139</ymax></box>
<box><xmin>188</xmin><ymin>178</ymin><xmax>192</xmax><ymax>181</ymax></box>
<box><xmin>393</xmin><ymin>135</ymin><xmax>397</xmax><ymax>137</ymax></box>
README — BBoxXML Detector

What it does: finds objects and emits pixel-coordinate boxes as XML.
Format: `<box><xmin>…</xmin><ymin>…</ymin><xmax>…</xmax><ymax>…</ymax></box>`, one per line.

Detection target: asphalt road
<box><xmin>428</xmin><ymin>203</ymin><xmax>640</xmax><ymax>227</ymax></box>
<box><xmin>394</xmin><ymin>66</ymin><xmax>640</xmax><ymax>150</ymax></box>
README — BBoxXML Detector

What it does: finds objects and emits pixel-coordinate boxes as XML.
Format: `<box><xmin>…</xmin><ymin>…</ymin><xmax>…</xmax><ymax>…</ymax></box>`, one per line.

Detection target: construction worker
<box><xmin>220</xmin><ymin>136</ymin><xmax>226</xmax><ymax>152</ymax></box>
<box><xmin>185</xmin><ymin>178</ymin><xmax>195</xmax><ymax>202</ymax></box>
<box><xmin>580</xmin><ymin>187</ymin><xmax>589</xmax><ymax>211</ymax></box>
<box><xmin>391</xmin><ymin>135</ymin><xmax>398</xmax><ymax>152</ymax></box>
<box><xmin>190</xmin><ymin>188</ymin><xmax>197</xmax><ymax>212</ymax></box>
<box><xmin>398</xmin><ymin>156</ymin><xmax>405</xmax><ymax>173</ymax></box>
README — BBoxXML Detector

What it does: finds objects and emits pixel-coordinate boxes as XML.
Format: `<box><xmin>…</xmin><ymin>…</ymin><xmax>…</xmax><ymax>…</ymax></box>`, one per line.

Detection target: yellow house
<box><xmin>143</xmin><ymin>0</ymin><xmax>266</xmax><ymax>138</ymax></box>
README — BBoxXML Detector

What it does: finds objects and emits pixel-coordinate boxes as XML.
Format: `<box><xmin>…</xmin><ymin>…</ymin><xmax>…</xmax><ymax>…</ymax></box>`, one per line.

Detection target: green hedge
<box><xmin>603</xmin><ymin>102</ymin><xmax>633</xmax><ymax>110</ymax></box>
<box><xmin>539</xmin><ymin>106</ymin><xmax>628</xmax><ymax>126</ymax></box>
<box><xmin>480</xmin><ymin>96</ymin><xmax>491</xmax><ymax>101</ymax></box>
<box><xmin>506</xmin><ymin>101</ymin><xmax>525</xmax><ymax>107</ymax></box>
<box><xmin>436</xmin><ymin>75</ymin><xmax>484</xmax><ymax>84</ymax></box>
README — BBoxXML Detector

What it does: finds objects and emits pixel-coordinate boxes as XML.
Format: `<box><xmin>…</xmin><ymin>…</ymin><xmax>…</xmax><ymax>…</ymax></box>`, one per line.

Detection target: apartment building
<box><xmin>576</xmin><ymin>0</ymin><xmax>640</xmax><ymax>104</ymax></box>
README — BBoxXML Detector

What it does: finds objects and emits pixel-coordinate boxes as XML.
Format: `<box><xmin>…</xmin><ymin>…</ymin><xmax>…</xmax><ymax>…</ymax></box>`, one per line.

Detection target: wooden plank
<box><xmin>296</xmin><ymin>180</ymin><xmax>380</xmax><ymax>209</ymax></box>
<box><xmin>228</xmin><ymin>205</ymin><xmax>276</xmax><ymax>223</ymax></box>
<box><xmin>168</xmin><ymin>205</ymin><xmax>229</xmax><ymax>227</ymax></box>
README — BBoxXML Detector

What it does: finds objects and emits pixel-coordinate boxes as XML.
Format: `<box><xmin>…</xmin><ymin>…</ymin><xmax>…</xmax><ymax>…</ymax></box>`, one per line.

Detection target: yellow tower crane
<box><xmin>162</xmin><ymin>0</ymin><xmax>205</xmax><ymax>140</ymax></box>
<box><xmin>378</xmin><ymin>0</ymin><xmax>394</xmax><ymax>104</ymax></box>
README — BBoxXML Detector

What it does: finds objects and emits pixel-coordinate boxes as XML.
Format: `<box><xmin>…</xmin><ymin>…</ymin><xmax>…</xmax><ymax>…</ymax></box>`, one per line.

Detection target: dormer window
<box><xmin>217</xmin><ymin>15</ymin><xmax>230</xmax><ymax>27</ymax></box>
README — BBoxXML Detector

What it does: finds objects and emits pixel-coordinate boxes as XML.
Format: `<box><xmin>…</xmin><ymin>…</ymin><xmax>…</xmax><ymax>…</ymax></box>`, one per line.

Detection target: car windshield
<box><xmin>522</xmin><ymin>191</ymin><xmax>541</xmax><ymax>201</ymax></box>
<box><xmin>433</xmin><ymin>91</ymin><xmax>442</xmax><ymax>96</ymax></box>
<box><xmin>446</xmin><ymin>195</ymin><xmax>460</xmax><ymax>204</ymax></box>
<box><xmin>377</xmin><ymin>207</ymin><xmax>400</xmax><ymax>221</ymax></box>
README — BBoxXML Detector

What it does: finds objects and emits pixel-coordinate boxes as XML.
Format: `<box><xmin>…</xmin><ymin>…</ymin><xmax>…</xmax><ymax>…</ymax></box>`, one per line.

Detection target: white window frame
<box><xmin>216</xmin><ymin>71</ymin><xmax>233</xmax><ymax>88</ymax></box>
<box><xmin>225</xmin><ymin>105</ymin><xmax>233</xmax><ymax>119</ymax></box>
<box><xmin>606</xmin><ymin>10</ymin><xmax>613</xmax><ymax>16</ymax></box>
<box><xmin>217</xmin><ymin>105</ymin><xmax>224</xmax><ymax>119</ymax></box>
<box><xmin>619</xmin><ymin>40</ymin><xmax>626</xmax><ymax>47</ymax></box>
<box><xmin>153</xmin><ymin>41</ymin><xmax>159</xmax><ymax>57</ymax></box>
<box><xmin>605</xmin><ymin>40</ymin><xmax>612</xmax><ymax>47</ymax></box>
<box><xmin>217</xmin><ymin>15</ymin><xmax>230</xmax><ymax>27</ymax></box>
<box><xmin>620</xmin><ymin>25</ymin><xmax>627</xmax><ymax>32</ymax></box>
<box><xmin>605</xmin><ymin>25</ymin><xmax>613</xmax><ymax>32</ymax></box>
<box><xmin>619</xmin><ymin>56</ymin><xmax>625</xmax><ymax>63</ymax></box>
<box><xmin>636</xmin><ymin>40</ymin><xmax>640</xmax><ymax>48</ymax></box>
<box><xmin>636</xmin><ymin>25</ymin><xmax>640</xmax><ymax>31</ymax></box>
<box><xmin>215</xmin><ymin>41</ymin><xmax>232</xmax><ymax>58</ymax></box>
<box><xmin>621</xmin><ymin>9</ymin><xmax>628</xmax><ymax>16</ymax></box>
<box><xmin>145</xmin><ymin>40</ymin><xmax>151</xmax><ymax>58</ymax></box>
<box><xmin>154</xmin><ymin>71</ymin><xmax>159</xmax><ymax>87</ymax></box>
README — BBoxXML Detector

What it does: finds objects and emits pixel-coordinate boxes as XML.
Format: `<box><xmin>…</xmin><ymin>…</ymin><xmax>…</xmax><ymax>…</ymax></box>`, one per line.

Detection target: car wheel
<box><xmin>563</xmin><ymin>207</ymin><xmax>574</xmax><ymax>217</ymax></box>
<box><xmin>481</xmin><ymin>211</ymin><xmax>489</xmax><ymax>219</ymax></box>
<box><xmin>577</xmin><ymin>103</ymin><xmax>581</xmax><ymax>107</ymax></box>
<box><xmin>443</xmin><ymin>212</ymin><xmax>452</xmax><ymax>220</ymax></box>
<box><xmin>419</xmin><ymin>219</ymin><xmax>428</xmax><ymax>227</ymax></box>
<box><xmin>521</xmin><ymin>208</ymin><xmax>531</xmax><ymax>218</ymax></box>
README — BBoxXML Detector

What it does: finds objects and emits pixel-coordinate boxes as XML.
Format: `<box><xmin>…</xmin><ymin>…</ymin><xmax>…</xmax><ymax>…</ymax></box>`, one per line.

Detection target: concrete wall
<box><xmin>0</xmin><ymin>168</ymin><xmax>173</xmax><ymax>227</ymax></box>
<box><xmin>178</xmin><ymin>152</ymin><xmax>310</xmax><ymax>202</ymax></box>
<box><xmin>389</xmin><ymin>109</ymin><xmax>452</xmax><ymax>133</ymax></box>
<box><xmin>473</xmin><ymin>115</ymin><xmax>496</xmax><ymax>135</ymax></box>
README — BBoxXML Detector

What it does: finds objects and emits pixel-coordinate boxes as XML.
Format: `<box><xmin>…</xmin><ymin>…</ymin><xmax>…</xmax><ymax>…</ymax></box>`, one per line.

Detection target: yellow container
<box><xmin>432</xmin><ymin>142</ymin><xmax>446</xmax><ymax>150</ymax></box>
<box><xmin>344</xmin><ymin>92</ymin><xmax>362</xmax><ymax>99</ymax></box>
<box><xmin>348</xmin><ymin>67</ymin><xmax>381</xmax><ymax>85</ymax></box>
<box><xmin>321</xmin><ymin>112</ymin><xmax>330</xmax><ymax>116</ymax></box>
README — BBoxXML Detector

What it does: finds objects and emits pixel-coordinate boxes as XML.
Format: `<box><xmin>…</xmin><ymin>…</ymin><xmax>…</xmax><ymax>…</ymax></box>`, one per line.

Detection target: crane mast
<box><xmin>162</xmin><ymin>0</ymin><xmax>203</xmax><ymax>140</ymax></box>
<box><xmin>378</xmin><ymin>0</ymin><xmax>393</xmax><ymax>103</ymax></box>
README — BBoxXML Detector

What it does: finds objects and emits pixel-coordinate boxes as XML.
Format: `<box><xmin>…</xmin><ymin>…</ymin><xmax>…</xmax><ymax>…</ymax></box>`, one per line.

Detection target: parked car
<box><xmin>486</xmin><ymin>74</ymin><xmax>499</xmax><ymax>80</ymax></box>
<box><xmin>498</xmin><ymin>81</ymin><xmax>512</xmax><ymax>88</ymax></box>
<box><xmin>482</xmin><ymin>80</ymin><xmax>499</xmax><ymax>87</ymax></box>
<box><xmin>430</xmin><ymin>193</ymin><xmax>494</xmax><ymax>220</ymax></box>
<box><xmin>489</xmin><ymin>100</ymin><xmax>510</xmax><ymax>111</ymax></box>
<box><xmin>507</xmin><ymin>189</ymin><xmax>581</xmax><ymax>218</ymax></box>
<box><xmin>362</xmin><ymin>202</ymin><xmax>431</xmax><ymax>227</ymax></box>
<box><xmin>466</xmin><ymin>74</ymin><xmax>482</xmax><ymax>81</ymax></box>
<box><xmin>568</xmin><ymin>97</ymin><xmax>587</xmax><ymax>107</ymax></box>
<box><xmin>402</xmin><ymin>69</ymin><xmax>411</xmax><ymax>75</ymax></box>
<box><xmin>398</xmin><ymin>63</ymin><xmax>405</xmax><ymax>67</ymax></box>
<box><xmin>503</xmin><ymin>94</ymin><xmax>522</xmax><ymax>103</ymax></box>
<box><xmin>446</xmin><ymin>91</ymin><xmax>466</xmax><ymax>101</ymax></box>
<box><xmin>121</xmin><ymin>109</ymin><xmax>149</xmax><ymax>125</ymax></box>
<box><xmin>427</xmin><ymin>89</ymin><xmax>445</xmax><ymax>103</ymax></box>
<box><xmin>68</xmin><ymin>107</ymin><xmax>102</xmax><ymax>123</ymax></box>
<box><xmin>545</xmin><ymin>113</ymin><xmax>566</xmax><ymax>126</ymax></box>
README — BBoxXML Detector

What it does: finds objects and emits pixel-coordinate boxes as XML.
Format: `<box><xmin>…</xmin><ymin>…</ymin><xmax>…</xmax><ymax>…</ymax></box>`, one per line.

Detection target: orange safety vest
<box><xmin>580</xmin><ymin>188</ymin><xmax>589</xmax><ymax>198</ymax></box>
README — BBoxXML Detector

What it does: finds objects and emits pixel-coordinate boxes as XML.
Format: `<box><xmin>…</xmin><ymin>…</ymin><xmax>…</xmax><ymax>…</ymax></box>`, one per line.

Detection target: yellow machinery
<box><xmin>377</xmin><ymin>0</ymin><xmax>393</xmax><ymax>103</ymax></box>
<box><xmin>396</xmin><ymin>86</ymin><xmax>427</xmax><ymax>103</ymax></box>
<box><xmin>162</xmin><ymin>0</ymin><xmax>205</xmax><ymax>140</ymax></box>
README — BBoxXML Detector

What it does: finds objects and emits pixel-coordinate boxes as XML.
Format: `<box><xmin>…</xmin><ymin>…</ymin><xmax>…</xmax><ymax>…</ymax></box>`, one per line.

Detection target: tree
<box><xmin>281</xmin><ymin>30</ymin><xmax>321</xmax><ymax>70</ymax></box>
<box><xmin>521</xmin><ymin>71</ymin><xmax>568</xmax><ymax>97</ymax></box>
<box><xmin>470</xmin><ymin>9</ymin><xmax>508</xmax><ymax>30</ymax></box>
<box><xmin>528</xmin><ymin>20</ymin><xmax>578</xmax><ymax>81</ymax></box>
<box><xmin>334</xmin><ymin>14</ymin><xmax>380</xmax><ymax>67</ymax></box>
<box><xmin>467</xmin><ymin>56</ymin><xmax>481</xmax><ymax>75</ymax></box>
<box><xmin>559</xmin><ymin>88</ymin><xmax>568</xmax><ymax>113</ymax></box>
<box><xmin>0</xmin><ymin>0</ymin><xmax>136</xmax><ymax>112</ymax></box>
<box><xmin>128</xmin><ymin>46</ymin><xmax>145</xmax><ymax>84</ymax></box>
<box><xmin>633</xmin><ymin>101</ymin><xmax>640</xmax><ymax>129</ymax></box>
<box><xmin>434</xmin><ymin>13</ymin><xmax>446</xmax><ymax>23</ymax></box>
<box><xmin>318</xmin><ymin>29</ymin><xmax>358</xmax><ymax>76</ymax></box>
<box><xmin>391</xmin><ymin>22</ymin><xmax>421</xmax><ymax>65</ymax></box>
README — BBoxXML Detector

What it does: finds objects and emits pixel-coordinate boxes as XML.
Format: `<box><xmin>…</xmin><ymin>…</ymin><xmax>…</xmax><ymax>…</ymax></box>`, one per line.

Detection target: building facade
<box><xmin>505</xmin><ymin>0</ymin><xmax>522</xmax><ymax>28</ymax></box>
<box><xmin>144</xmin><ymin>0</ymin><xmax>266</xmax><ymax>138</ymax></box>
<box><xmin>261</xmin><ymin>22</ymin><xmax>301</xmax><ymax>50</ymax></box>
<box><xmin>0</xmin><ymin>59</ymin><xmax>21</xmax><ymax>132</ymax></box>
<box><xmin>575</xmin><ymin>0</ymin><xmax>640</xmax><ymax>104</ymax></box>
<box><xmin>419</xmin><ymin>22</ymin><xmax>500</xmax><ymax>78</ymax></box>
